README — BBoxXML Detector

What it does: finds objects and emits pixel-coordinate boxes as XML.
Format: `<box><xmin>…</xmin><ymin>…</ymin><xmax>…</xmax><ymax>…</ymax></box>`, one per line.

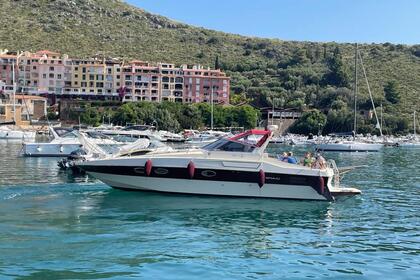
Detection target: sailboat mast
<box><xmin>353</xmin><ymin>43</ymin><xmax>358</xmax><ymax>135</ymax></box>
<box><xmin>414</xmin><ymin>111</ymin><xmax>417</xmax><ymax>138</ymax></box>
<box><xmin>358</xmin><ymin>51</ymin><xmax>383</xmax><ymax>136</ymax></box>
<box><xmin>210</xmin><ymin>80</ymin><xmax>214</xmax><ymax>130</ymax></box>
<box><xmin>12</xmin><ymin>62</ymin><xmax>16</xmax><ymax>124</ymax></box>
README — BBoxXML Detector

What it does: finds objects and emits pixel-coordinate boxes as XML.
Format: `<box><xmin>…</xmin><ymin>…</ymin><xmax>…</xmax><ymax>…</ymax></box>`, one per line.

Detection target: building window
<box><xmin>49</xmin><ymin>66</ymin><xmax>54</xmax><ymax>71</ymax></box>
<box><xmin>57</xmin><ymin>74</ymin><xmax>62</xmax><ymax>79</ymax></box>
<box><xmin>42</xmin><ymin>74</ymin><xmax>47</xmax><ymax>79</ymax></box>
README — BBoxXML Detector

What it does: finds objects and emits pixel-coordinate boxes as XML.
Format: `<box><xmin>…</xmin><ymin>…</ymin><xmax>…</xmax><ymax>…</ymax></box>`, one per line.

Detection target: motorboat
<box><xmin>96</xmin><ymin>125</ymin><xmax>165</xmax><ymax>143</ymax></box>
<box><xmin>58</xmin><ymin>133</ymin><xmax>158</xmax><ymax>173</ymax></box>
<box><xmin>0</xmin><ymin>126</ymin><xmax>36</xmax><ymax>140</ymax></box>
<box><xmin>157</xmin><ymin>131</ymin><xmax>186</xmax><ymax>143</ymax></box>
<box><xmin>22</xmin><ymin>127</ymin><xmax>119</xmax><ymax>157</ymax></box>
<box><xmin>186</xmin><ymin>130</ymin><xmax>229</xmax><ymax>145</ymax></box>
<box><xmin>77</xmin><ymin>129</ymin><xmax>361</xmax><ymax>201</ymax></box>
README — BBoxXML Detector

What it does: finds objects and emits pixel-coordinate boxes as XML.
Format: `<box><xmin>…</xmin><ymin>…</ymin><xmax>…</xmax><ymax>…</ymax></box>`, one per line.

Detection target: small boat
<box><xmin>58</xmin><ymin>134</ymin><xmax>156</xmax><ymax>173</ymax></box>
<box><xmin>317</xmin><ymin>140</ymin><xmax>383</xmax><ymax>152</ymax></box>
<box><xmin>0</xmin><ymin>126</ymin><xmax>36</xmax><ymax>140</ymax></box>
<box><xmin>96</xmin><ymin>125</ymin><xmax>165</xmax><ymax>143</ymax></box>
<box><xmin>22</xmin><ymin>127</ymin><xmax>119</xmax><ymax>157</ymax></box>
<box><xmin>77</xmin><ymin>129</ymin><xmax>361</xmax><ymax>201</ymax></box>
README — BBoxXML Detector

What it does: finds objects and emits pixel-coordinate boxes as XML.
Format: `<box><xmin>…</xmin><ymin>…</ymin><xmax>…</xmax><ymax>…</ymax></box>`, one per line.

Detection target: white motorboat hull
<box><xmin>78</xmin><ymin>129</ymin><xmax>361</xmax><ymax>201</ymax></box>
<box><xmin>88</xmin><ymin>172</ymin><xmax>329</xmax><ymax>201</ymax></box>
<box><xmin>317</xmin><ymin>142</ymin><xmax>383</xmax><ymax>152</ymax></box>
<box><xmin>22</xmin><ymin>143</ymin><xmax>84</xmax><ymax>157</ymax></box>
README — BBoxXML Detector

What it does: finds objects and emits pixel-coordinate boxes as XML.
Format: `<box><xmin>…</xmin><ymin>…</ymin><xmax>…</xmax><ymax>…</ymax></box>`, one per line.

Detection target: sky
<box><xmin>126</xmin><ymin>0</ymin><xmax>420</xmax><ymax>44</ymax></box>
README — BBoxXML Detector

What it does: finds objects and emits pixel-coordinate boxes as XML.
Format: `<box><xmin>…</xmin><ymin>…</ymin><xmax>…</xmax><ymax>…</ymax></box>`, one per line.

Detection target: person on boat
<box><xmin>277</xmin><ymin>152</ymin><xmax>288</xmax><ymax>162</ymax></box>
<box><xmin>302</xmin><ymin>152</ymin><xmax>314</xmax><ymax>167</ymax></box>
<box><xmin>312</xmin><ymin>153</ymin><xmax>326</xmax><ymax>169</ymax></box>
<box><xmin>287</xmin><ymin>152</ymin><xmax>298</xmax><ymax>164</ymax></box>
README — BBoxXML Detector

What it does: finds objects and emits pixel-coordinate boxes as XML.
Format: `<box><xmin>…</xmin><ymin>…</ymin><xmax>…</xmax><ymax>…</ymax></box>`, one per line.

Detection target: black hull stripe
<box><xmin>81</xmin><ymin>165</ymin><xmax>326</xmax><ymax>188</ymax></box>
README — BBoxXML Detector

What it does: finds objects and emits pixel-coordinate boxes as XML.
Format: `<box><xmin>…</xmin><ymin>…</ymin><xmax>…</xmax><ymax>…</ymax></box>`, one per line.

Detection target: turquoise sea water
<box><xmin>0</xmin><ymin>141</ymin><xmax>419</xmax><ymax>279</ymax></box>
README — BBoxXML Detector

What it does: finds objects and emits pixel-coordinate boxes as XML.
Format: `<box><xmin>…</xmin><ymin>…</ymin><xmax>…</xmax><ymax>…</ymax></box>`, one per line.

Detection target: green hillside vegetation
<box><xmin>1</xmin><ymin>0</ymin><xmax>419</xmax><ymax>134</ymax></box>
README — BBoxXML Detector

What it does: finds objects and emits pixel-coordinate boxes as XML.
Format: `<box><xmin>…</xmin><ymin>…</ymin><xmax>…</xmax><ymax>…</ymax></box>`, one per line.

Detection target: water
<box><xmin>0</xmin><ymin>141</ymin><xmax>419</xmax><ymax>279</ymax></box>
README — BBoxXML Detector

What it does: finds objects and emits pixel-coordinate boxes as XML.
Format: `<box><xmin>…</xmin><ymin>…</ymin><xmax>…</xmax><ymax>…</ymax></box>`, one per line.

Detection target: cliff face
<box><xmin>1</xmin><ymin>0</ymin><xmax>419</xmax><ymax>116</ymax></box>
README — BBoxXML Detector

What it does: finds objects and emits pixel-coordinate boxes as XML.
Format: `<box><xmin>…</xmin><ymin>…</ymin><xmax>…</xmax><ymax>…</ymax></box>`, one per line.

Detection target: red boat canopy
<box><xmin>229</xmin><ymin>129</ymin><xmax>272</xmax><ymax>147</ymax></box>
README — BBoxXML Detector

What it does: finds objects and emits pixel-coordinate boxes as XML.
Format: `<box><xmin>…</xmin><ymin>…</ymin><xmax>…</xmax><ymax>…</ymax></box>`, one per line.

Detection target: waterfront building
<box><xmin>0</xmin><ymin>93</ymin><xmax>47</xmax><ymax>125</ymax></box>
<box><xmin>66</xmin><ymin>58</ymin><xmax>121</xmax><ymax>99</ymax></box>
<box><xmin>182</xmin><ymin>65</ymin><xmax>229</xmax><ymax>104</ymax></box>
<box><xmin>21</xmin><ymin>50</ymin><xmax>70</xmax><ymax>95</ymax></box>
<box><xmin>0</xmin><ymin>50</ymin><xmax>230</xmax><ymax>104</ymax></box>
<box><xmin>0</xmin><ymin>53</ymin><xmax>17</xmax><ymax>89</ymax></box>
<box><xmin>121</xmin><ymin>61</ymin><xmax>160</xmax><ymax>102</ymax></box>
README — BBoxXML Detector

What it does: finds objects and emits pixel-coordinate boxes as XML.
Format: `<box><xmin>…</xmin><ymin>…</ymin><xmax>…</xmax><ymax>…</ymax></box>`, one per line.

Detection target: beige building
<box><xmin>0</xmin><ymin>94</ymin><xmax>47</xmax><ymax>125</ymax></box>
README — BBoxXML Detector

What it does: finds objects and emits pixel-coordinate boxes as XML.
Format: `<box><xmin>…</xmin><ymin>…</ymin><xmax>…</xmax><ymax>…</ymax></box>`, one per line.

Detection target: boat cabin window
<box><xmin>53</xmin><ymin>127</ymin><xmax>77</xmax><ymax>138</ymax></box>
<box><xmin>202</xmin><ymin>138</ymin><xmax>256</xmax><ymax>153</ymax></box>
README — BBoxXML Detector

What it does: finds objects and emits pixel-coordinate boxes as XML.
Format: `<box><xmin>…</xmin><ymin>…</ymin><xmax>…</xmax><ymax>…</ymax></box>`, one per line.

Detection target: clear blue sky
<box><xmin>126</xmin><ymin>0</ymin><xmax>419</xmax><ymax>44</ymax></box>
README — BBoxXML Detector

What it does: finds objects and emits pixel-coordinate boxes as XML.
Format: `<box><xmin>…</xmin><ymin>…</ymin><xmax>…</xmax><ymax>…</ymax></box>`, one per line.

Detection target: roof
<box><xmin>14</xmin><ymin>94</ymin><xmax>47</xmax><ymax>100</ymax></box>
<box><xmin>0</xmin><ymin>54</ymin><xmax>17</xmax><ymax>59</ymax></box>
<box><xmin>36</xmin><ymin>50</ymin><xmax>60</xmax><ymax>56</ymax></box>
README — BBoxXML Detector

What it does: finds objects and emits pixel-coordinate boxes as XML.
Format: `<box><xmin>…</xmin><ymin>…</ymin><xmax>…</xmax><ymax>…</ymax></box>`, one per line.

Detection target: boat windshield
<box><xmin>202</xmin><ymin>138</ymin><xmax>256</xmax><ymax>153</ymax></box>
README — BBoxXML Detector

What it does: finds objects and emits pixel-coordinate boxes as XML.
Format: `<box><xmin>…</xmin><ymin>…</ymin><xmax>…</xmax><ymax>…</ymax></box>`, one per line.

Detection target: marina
<box><xmin>0</xmin><ymin>139</ymin><xmax>419</xmax><ymax>279</ymax></box>
<box><xmin>0</xmin><ymin>0</ymin><xmax>419</xmax><ymax>279</ymax></box>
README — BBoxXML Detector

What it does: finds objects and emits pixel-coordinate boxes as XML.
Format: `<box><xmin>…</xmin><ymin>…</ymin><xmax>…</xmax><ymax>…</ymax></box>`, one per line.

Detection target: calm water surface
<box><xmin>0</xmin><ymin>141</ymin><xmax>419</xmax><ymax>279</ymax></box>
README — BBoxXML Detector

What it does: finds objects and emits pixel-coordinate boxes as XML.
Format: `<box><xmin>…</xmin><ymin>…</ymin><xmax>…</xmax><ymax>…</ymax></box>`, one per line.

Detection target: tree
<box><xmin>214</xmin><ymin>55</ymin><xmax>220</xmax><ymax>70</ymax></box>
<box><xmin>80</xmin><ymin>106</ymin><xmax>101</xmax><ymax>126</ymax></box>
<box><xmin>322</xmin><ymin>47</ymin><xmax>349</xmax><ymax>87</ymax></box>
<box><xmin>384</xmin><ymin>80</ymin><xmax>400</xmax><ymax>104</ymax></box>
<box><xmin>289</xmin><ymin>110</ymin><xmax>326</xmax><ymax>135</ymax></box>
<box><xmin>235</xmin><ymin>105</ymin><xmax>260</xmax><ymax>129</ymax></box>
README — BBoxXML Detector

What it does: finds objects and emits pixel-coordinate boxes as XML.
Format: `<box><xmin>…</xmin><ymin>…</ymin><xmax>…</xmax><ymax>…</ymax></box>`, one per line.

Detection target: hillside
<box><xmin>1</xmin><ymin>0</ymin><xmax>419</xmax><ymax>132</ymax></box>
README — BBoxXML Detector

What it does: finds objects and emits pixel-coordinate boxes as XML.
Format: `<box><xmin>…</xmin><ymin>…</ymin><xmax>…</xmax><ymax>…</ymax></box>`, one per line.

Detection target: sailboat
<box><xmin>317</xmin><ymin>44</ymin><xmax>383</xmax><ymax>152</ymax></box>
<box><xmin>0</xmin><ymin>62</ymin><xmax>36</xmax><ymax>140</ymax></box>
<box><xmin>398</xmin><ymin>111</ymin><xmax>420</xmax><ymax>148</ymax></box>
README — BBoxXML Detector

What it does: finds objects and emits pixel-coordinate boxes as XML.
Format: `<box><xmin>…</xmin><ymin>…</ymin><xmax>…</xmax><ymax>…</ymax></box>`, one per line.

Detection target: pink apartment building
<box><xmin>122</xmin><ymin>61</ymin><xmax>161</xmax><ymax>102</ymax></box>
<box><xmin>0</xmin><ymin>50</ymin><xmax>230</xmax><ymax>104</ymax></box>
<box><xmin>182</xmin><ymin>65</ymin><xmax>230</xmax><ymax>104</ymax></box>
<box><xmin>0</xmin><ymin>54</ymin><xmax>17</xmax><ymax>90</ymax></box>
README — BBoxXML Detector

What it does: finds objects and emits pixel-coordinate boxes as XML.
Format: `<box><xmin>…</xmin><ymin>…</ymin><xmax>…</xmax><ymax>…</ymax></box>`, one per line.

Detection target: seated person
<box><xmin>302</xmin><ymin>152</ymin><xmax>314</xmax><ymax>167</ymax></box>
<box><xmin>277</xmin><ymin>152</ymin><xmax>288</xmax><ymax>162</ymax></box>
<box><xmin>287</xmin><ymin>152</ymin><xmax>298</xmax><ymax>164</ymax></box>
<box><xmin>312</xmin><ymin>153</ymin><xmax>327</xmax><ymax>169</ymax></box>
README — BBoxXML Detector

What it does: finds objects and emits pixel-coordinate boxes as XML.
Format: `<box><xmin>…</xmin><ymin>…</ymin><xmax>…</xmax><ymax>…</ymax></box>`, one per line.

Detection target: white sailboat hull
<box><xmin>89</xmin><ymin>172</ymin><xmax>329</xmax><ymax>201</ymax></box>
<box><xmin>317</xmin><ymin>142</ymin><xmax>383</xmax><ymax>152</ymax></box>
<box><xmin>398</xmin><ymin>142</ymin><xmax>420</xmax><ymax>148</ymax></box>
<box><xmin>0</xmin><ymin>130</ymin><xmax>36</xmax><ymax>140</ymax></box>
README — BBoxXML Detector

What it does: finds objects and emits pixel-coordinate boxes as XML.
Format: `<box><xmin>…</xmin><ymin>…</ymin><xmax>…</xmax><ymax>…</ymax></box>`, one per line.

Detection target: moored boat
<box><xmin>317</xmin><ymin>140</ymin><xmax>383</xmax><ymax>152</ymax></box>
<box><xmin>22</xmin><ymin>127</ymin><xmax>119</xmax><ymax>157</ymax></box>
<box><xmin>77</xmin><ymin>129</ymin><xmax>361</xmax><ymax>201</ymax></box>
